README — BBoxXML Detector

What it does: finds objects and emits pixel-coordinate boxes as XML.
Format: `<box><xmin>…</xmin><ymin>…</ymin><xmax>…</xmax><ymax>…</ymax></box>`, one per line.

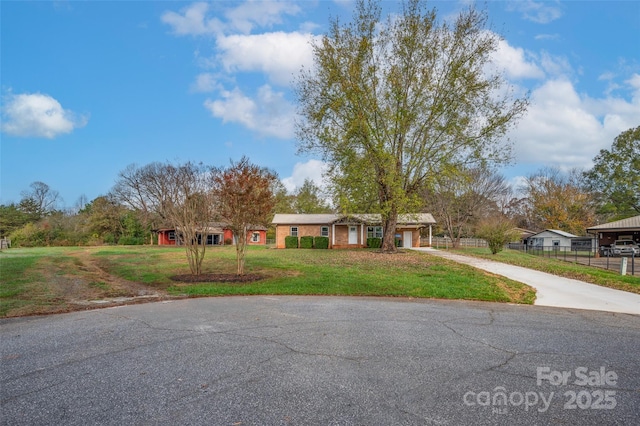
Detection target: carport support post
<box><xmin>620</xmin><ymin>257</ymin><xmax>628</xmax><ymax>276</ymax></box>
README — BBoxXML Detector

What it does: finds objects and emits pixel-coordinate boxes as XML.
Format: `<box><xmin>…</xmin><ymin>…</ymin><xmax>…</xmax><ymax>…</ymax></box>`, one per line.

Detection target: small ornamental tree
<box><xmin>475</xmin><ymin>217</ymin><xmax>520</xmax><ymax>255</ymax></box>
<box><xmin>212</xmin><ymin>157</ymin><xmax>278</xmax><ymax>275</ymax></box>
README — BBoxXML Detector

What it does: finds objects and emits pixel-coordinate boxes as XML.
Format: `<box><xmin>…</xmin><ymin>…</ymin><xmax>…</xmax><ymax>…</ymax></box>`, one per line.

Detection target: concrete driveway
<box><xmin>1</xmin><ymin>296</ymin><xmax>638</xmax><ymax>425</ymax></box>
<box><xmin>412</xmin><ymin>248</ymin><xmax>640</xmax><ymax>315</ymax></box>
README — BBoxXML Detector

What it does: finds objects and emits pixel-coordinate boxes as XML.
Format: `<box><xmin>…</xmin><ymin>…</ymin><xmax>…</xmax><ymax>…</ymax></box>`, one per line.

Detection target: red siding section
<box><xmin>157</xmin><ymin>230</ymin><xmax>176</xmax><ymax>246</ymax></box>
<box><xmin>157</xmin><ymin>228</ymin><xmax>266</xmax><ymax>246</ymax></box>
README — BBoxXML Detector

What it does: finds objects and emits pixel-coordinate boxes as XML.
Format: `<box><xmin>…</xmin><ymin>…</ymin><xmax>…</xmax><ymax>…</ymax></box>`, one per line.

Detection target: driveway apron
<box><xmin>412</xmin><ymin>248</ymin><xmax>640</xmax><ymax>315</ymax></box>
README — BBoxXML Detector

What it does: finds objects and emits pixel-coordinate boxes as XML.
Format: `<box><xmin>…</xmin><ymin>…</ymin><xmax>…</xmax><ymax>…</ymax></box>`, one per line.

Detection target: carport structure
<box><xmin>587</xmin><ymin>215</ymin><xmax>640</xmax><ymax>247</ymax></box>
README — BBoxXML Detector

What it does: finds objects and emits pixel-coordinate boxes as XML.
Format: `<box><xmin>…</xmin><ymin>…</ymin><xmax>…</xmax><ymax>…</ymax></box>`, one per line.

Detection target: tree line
<box><xmin>3</xmin><ymin>125</ymin><xmax>637</xmax><ymax>252</ymax></box>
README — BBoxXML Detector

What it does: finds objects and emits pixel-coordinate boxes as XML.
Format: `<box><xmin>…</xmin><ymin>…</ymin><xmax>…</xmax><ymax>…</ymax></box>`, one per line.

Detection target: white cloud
<box><xmin>627</xmin><ymin>73</ymin><xmax>640</xmax><ymax>90</ymax></box>
<box><xmin>203</xmin><ymin>84</ymin><xmax>295</xmax><ymax>139</ymax></box>
<box><xmin>225</xmin><ymin>0</ymin><xmax>301</xmax><ymax>34</ymax></box>
<box><xmin>507</xmin><ymin>1</ymin><xmax>563</xmax><ymax>24</ymax></box>
<box><xmin>216</xmin><ymin>31</ymin><xmax>316</xmax><ymax>86</ymax></box>
<box><xmin>161</xmin><ymin>2</ymin><xmax>222</xmax><ymax>36</ymax></box>
<box><xmin>538</xmin><ymin>51</ymin><xmax>573</xmax><ymax>77</ymax></box>
<box><xmin>1</xmin><ymin>93</ymin><xmax>88</xmax><ymax>139</ymax></box>
<box><xmin>534</xmin><ymin>33</ymin><xmax>559</xmax><ymax>41</ymax></box>
<box><xmin>510</xmin><ymin>77</ymin><xmax>640</xmax><ymax>170</ymax></box>
<box><xmin>281</xmin><ymin>159</ymin><xmax>328</xmax><ymax>192</ymax></box>
<box><xmin>162</xmin><ymin>1</ymin><xmax>301</xmax><ymax>36</ymax></box>
<box><xmin>190</xmin><ymin>73</ymin><xmax>219</xmax><ymax>93</ymax></box>
<box><xmin>493</xmin><ymin>39</ymin><xmax>545</xmax><ymax>80</ymax></box>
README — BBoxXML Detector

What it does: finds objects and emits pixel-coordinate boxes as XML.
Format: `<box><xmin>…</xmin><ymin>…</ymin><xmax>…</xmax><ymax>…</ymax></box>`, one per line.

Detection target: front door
<box><xmin>349</xmin><ymin>226</ymin><xmax>358</xmax><ymax>244</ymax></box>
<box><xmin>403</xmin><ymin>231</ymin><xmax>413</xmax><ymax>248</ymax></box>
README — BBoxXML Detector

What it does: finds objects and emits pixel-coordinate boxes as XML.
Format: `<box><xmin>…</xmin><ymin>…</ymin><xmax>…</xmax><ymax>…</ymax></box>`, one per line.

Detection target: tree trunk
<box><xmin>381</xmin><ymin>212</ymin><xmax>398</xmax><ymax>253</ymax></box>
<box><xmin>236</xmin><ymin>226</ymin><xmax>247</xmax><ymax>275</ymax></box>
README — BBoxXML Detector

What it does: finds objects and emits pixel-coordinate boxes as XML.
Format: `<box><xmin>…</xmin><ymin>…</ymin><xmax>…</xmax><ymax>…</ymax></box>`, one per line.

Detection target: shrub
<box><xmin>300</xmin><ymin>236</ymin><xmax>314</xmax><ymax>249</ymax></box>
<box><xmin>285</xmin><ymin>236</ymin><xmax>298</xmax><ymax>248</ymax></box>
<box><xmin>367</xmin><ymin>237</ymin><xmax>382</xmax><ymax>248</ymax></box>
<box><xmin>475</xmin><ymin>218</ymin><xmax>520</xmax><ymax>254</ymax></box>
<box><xmin>224</xmin><ymin>238</ymin><xmax>233</xmax><ymax>245</ymax></box>
<box><xmin>314</xmin><ymin>236</ymin><xmax>329</xmax><ymax>249</ymax></box>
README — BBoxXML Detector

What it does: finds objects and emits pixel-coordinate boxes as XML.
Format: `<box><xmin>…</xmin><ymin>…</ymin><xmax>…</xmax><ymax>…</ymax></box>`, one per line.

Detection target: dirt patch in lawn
<box><xmin>2</xmin><ymin>249</ymin><xmax>177</xmax><ymax>318</ymax></box>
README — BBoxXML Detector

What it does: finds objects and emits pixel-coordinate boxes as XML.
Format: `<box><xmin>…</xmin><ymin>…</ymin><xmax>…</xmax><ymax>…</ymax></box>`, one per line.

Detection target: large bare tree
<box><xmin>19</xmin><ymin>181</ymin><xmax>61</xmax><ymax>220</ymax></box>
<box><xmin>212</xmin><ymin>157</ymin><xmax>277</xmax><ymax>275</ymax></box>
<box><xmin>423</xmin><ymin>167</ymin><xmax>511</xmax><ymax>248</ymax></box>
<box><xmin>295</xmin><ymin>0</ymin><xmax>528</xmax><ymax>252</ymax></box>
<box><xmin>112</xmin><ymin>161</ymin><xmax>216</xmax><ymax>275</ymax></box>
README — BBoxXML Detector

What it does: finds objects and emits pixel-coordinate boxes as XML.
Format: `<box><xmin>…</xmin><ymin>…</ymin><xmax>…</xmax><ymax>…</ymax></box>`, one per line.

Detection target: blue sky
<box><xmin>1</xmin><ymin>0</ymin><xmax>639</xmax><ymax>209</ymax></box>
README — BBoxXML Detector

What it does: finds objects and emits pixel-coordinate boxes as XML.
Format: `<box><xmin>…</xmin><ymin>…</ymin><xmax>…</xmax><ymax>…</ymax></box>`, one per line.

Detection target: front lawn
<box><xmin>0</xmin><ymin>246</ymin><xmax>536</xmax><ymax>317</ymax></box>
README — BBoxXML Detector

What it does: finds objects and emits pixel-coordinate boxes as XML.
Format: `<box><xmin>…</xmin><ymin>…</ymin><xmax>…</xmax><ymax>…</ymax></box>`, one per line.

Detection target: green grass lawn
<box><xmin>0</xmin><ymin>248</ymin><xmax>61</xmax><ymax>316</ymax></box>
<box><xmin>0</xmin><ymin>246</ymin><xmax>535</xmax><ymax>317</ymax></box>
<box><xmin>450</xmin><ymin>248</ymin><xmax>640</xmax><ymax>294</ymax></box>
<box><xmin>94</xmin><ymin>246</ymin><xmax>534</xmax><ymax>303</ymax></box>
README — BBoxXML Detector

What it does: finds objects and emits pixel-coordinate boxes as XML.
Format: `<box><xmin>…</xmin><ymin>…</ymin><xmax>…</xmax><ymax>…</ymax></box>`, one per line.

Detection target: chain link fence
<box><xmin>507</xmin><ymin>244</ymin><xmax>638</xmax><ymax>276</ymax></box>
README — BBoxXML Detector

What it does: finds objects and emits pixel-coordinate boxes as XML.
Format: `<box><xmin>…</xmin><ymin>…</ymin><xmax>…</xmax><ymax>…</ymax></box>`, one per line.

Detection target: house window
<box><xmin>367</xmin><ymin>226</ymin><xmax>383</xmax><ymax>238</ymax></box>
<box><xmin>321</xmin><ymin>226</ymin><xmax>329</xmax><ymax>237</ymax></box>
<box><xmin>168</xmin><ymin>231</ymin><xmax>175</xmax><ymax>241</ymax></box>
<box><xmin>552</xmin><ymin>240</ymin><xmax>560</xmax><ymax>247</ymax></box>
<box><xmin>251</xmin><ymin>232</ymin><xmax>260</xmax><ymax>242</ymax></box>
<box><xmin>290</xmin><ymin>227</ymin><xmax>298</xmax><ymax>237</ymax></box>
<box><xmin>207</xmin><ymin>235</ymin><xmax>214</xmax><ymax>245</ymax></box>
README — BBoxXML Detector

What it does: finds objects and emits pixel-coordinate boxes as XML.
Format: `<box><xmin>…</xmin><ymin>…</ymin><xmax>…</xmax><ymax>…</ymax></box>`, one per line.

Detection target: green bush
<box><xmin>314</xmin><ymin>236</ymin><xmax>329</xmax><ymax>249</ymax></box>
<box><xmin>300</xmin><ymin>236</ymin><xmax>314</xmax><ymax>249</ymax></box>
<box><xmin>285</xmin><ymin>236</ymin><xmax>298</xmax><ymax>248</ymax></box>
<box><xmin>367</xmin><ymin>237</ymin><xmax>382</xmax><ymax>248</ymax></box>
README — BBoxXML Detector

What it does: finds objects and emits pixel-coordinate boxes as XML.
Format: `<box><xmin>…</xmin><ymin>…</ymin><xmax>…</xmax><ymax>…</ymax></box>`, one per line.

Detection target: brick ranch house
<box><xmin>272</xmin><ymin>213</ymin><xmax>436</xmax><ymax>249</ymax></box>
<box><xmin>155</xmin><ymin>223</ymin><xmax>267</xmax><ymax>246</ymax></box>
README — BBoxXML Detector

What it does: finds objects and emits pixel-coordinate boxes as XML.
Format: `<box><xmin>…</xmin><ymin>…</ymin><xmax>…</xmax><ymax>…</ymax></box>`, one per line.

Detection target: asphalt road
<box><xmin>1</xmin><ymin>296</ymin><xmax>639</xmax><ymax>425</ymax></box>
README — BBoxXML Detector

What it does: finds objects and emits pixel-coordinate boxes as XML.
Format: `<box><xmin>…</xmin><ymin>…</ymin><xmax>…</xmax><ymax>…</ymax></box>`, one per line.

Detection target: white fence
<box><xmin>421</xmin><ymin>237</ymin><xmax>487</xmax><ymax>248</ymax></box>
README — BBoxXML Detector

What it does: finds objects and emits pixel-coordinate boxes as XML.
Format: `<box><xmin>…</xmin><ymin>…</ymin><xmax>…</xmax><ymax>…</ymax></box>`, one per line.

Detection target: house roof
<box><xmin>271</xmin><ymin>213</ymin><xmax>436</xmax><ymax>226</ymax></box>
<box><xmin>154</xmin><ymin>222</ymin><xmax>267</xmax><ymax>233</ymax></box>
<box><xmin>528</xmin><ymin>229</ymin><xmax>579</xmax><ymax>239</ymax></box>
<box><xmin>586</xmin><ymin>215</ymin><xmax>640</xmax><ymax>232</ymax></box>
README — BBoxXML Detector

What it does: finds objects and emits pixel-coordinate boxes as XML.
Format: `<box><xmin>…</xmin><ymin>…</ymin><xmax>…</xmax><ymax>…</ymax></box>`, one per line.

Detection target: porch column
<box><xmin>429</xmin><ymin>225</ymin><xmax>432</xmax><ymax>247</ymax></box>
<box><xmin>332</xmin><ymin>224</ymin><xmax>336</xmax><ymax>247</ymax></box>
<box><xmin>361</xmin><ymin>225</ymin><xmax>364</xmax><ymax>247</ymax></box>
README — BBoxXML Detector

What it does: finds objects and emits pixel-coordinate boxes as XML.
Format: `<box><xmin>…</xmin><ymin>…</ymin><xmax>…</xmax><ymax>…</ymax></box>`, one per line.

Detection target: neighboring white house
<box><xmin>526</xmin><ymin>229</ymin><xmax>578</xmax><ymax>250</ymax></box>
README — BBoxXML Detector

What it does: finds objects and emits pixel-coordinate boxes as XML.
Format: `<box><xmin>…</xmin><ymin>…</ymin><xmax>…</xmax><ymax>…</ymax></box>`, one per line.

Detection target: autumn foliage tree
<box><xmin>522</xmin><ymin>167</ymin><xmax>596</xmax><ymax>236</ymax></box>
<box><xmin>212</xmin><ymin>157</ymin><xmax>277</xmax><ymax>275</ymax></box>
